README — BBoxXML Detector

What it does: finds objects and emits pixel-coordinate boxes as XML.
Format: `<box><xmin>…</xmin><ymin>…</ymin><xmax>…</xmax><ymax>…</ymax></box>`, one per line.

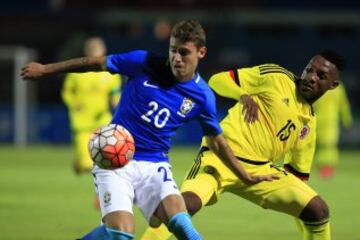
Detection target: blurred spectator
<box><xmin>153</xmin><ymin>19</ymin><xmax>172</xmax><ymax>41</ymax></box>
<box><xmin>313</xmin><ymin>82</ymin><xmax>353</xmax><ymax>179</ymax></box>
<box><xmin>61</xmin><ymin>37</ymin><xmax>122</xmax><ymax>174</ymax></box>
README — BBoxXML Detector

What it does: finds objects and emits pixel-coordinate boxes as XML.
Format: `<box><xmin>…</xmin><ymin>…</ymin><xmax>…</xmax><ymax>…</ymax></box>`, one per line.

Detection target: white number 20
<box><xmin>141</xmin><ymin>101</ymin><xmax>170</xmax><ymax>128</ymax></box>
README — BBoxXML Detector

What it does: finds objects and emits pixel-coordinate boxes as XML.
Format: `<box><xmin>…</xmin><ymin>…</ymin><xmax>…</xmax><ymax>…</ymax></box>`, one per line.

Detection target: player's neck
<box><xmin>176</xmin><ymin>72</ymin><xmax>196</xmax><ymax>83</ymax></box>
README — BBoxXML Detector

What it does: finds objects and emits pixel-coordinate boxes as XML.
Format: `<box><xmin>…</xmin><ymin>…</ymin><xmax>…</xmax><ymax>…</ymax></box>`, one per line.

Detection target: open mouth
<box><xmin>302</xmin><ymin>83</ymin><xmax>312</xmax><ymax>92</ymax></box>
<box><xmin>174</xmin><ymin>65</ymin><xmax>182</xmax><ymax>69</ymax></box>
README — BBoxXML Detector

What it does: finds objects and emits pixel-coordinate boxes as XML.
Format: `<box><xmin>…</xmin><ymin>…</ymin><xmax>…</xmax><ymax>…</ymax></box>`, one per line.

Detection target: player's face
<box><xmin>169</xmin><ymin>37</ymin><xmax>206</xmax><ymax>82</ymax></box>
<box><xmin>299</xmin><ymin>55</ymin><xmax>339</xmax><ymax>104</ymax></box>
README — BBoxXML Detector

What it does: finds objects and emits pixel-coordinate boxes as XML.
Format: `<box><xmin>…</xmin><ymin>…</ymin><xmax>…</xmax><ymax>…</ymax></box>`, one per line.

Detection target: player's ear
<box><xmin>198</xmin><ymin>46</ymin><xmax>207</xmax><ymax>59</ymax></box>
<box><xmin>330</xmin><ymin>80</ymin><xmax>339</xmax><ymax>89</ymax></box>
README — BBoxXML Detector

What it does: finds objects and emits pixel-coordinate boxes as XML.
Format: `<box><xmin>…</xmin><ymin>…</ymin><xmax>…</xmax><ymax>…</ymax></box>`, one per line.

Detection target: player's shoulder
<box><xmin>257</xmin><ymin>63</ymin><xmax>296</xmax><ymax>81</ymax></box>
<box><xmin>191</xmin><ymin>74</ymin><xmax>213</xmax><ymax>93</ymax></box>
<box><xmin>144</xmin><ymin>52</ymin><xmax>175</xmax><ymax>87</ymax></box>
<box><xmin>194</xmin><ymin>75</ymin><xmax>217</xmax><ymax>102</ymax></box>
<box><xmin>195</xmin><ymin>75</ymin><xmax>210</xmax><ymax>88</ymax></box>
<box><xmin>145</xmin><ymin>51</ymin><xmax>169</xmax><ymax>72</ymax></box>
<box><xmin>109</xmin><ymin>49</ymin><xmax>148</xmax><ymax>59</ymax></box>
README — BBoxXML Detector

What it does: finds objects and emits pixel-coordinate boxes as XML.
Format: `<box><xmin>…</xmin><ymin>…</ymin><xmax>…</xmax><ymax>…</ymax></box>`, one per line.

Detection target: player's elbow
<box><xmin>92</xmin><ymin>56</ymin><xmax>107</xmax><ymax>70</ymax></box>
<box><xmin>208</xmin><ymin>72</ymin><xmax>226</xmax><ymax>90</ymax></box>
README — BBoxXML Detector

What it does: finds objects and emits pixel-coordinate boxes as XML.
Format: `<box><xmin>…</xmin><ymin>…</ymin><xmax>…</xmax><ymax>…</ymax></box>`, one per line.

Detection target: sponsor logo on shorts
<box><xmin>103</xmin><ymin>191</ymin><xmax>112</xmax><ymax>207</ymax></box>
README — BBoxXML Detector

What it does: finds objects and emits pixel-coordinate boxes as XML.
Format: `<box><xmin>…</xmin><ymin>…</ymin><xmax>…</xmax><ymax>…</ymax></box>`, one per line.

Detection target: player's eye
<box><xmin>305</xmin><ymin>67</ymin><xmax>313</xmax><ymax>73</ymax></box>
<box><xmin>178</xmin><ymin>48</ymin><xmax>191</xmax><ymax>56</ymax></box>
<box><xmin>317</xmin><ymin>71</ymin><xmax>327</xmax><ymax>80</ymax></box>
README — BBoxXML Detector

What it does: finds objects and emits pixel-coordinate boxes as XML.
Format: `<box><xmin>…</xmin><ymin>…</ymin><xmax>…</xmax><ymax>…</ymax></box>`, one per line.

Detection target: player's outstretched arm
<box><xmin>21</xmin><ymin>56</ymin><xmax>106</xmax><ymax>81</ymax></box>
<box><xmin>206</xmin><ymin>134</ymin><xmax>279</xmax><ymax>184</ymax></box>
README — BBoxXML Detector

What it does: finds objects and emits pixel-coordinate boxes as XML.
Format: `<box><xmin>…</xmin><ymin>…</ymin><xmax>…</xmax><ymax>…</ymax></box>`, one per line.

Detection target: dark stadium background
<box><xmin>1</xmin><ymin>2</ymin><xmax>360</xmax><ymax>240</ymax></box>
<box><xmin>0</xmin><ymin>0</ymin><xmax>359</xmax><ymax>146</ymax></box>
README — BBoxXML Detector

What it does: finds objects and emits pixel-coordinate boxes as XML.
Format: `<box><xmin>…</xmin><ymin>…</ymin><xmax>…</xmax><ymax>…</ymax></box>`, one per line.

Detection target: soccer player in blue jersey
<box><xmin>21</xmin><ymin>20</ymin><xmax>276</xmax><ymax>240</ymax></box>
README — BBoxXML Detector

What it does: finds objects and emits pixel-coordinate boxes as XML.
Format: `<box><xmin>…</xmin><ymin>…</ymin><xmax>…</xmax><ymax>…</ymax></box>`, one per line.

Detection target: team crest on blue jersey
<box><xmin>299</xmin><ymin>124</ymin><xmax>310</xmax><ymax>140</ymax></box>
<box><xmin>180</xmin><ymin>98</ymin><xmax>195</xmax><ymax>115</ymax></box>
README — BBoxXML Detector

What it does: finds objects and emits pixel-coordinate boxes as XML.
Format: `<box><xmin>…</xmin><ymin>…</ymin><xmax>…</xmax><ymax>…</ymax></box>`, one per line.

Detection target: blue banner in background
<box><xmin>0</xmin><ymin>105</ymin><xmax>13</xmax><ymax>142</ymax></box>
<box><xmin>0</xmin><ymin>104</ymin><xmax>204</xmax><ymax>145</ymax></box>
<box><xmin>0</xmin><ymin>104</ymin><xmax>71</xmax><ymax>143</ymax></box>
<box><xmin>0</xmin><ymin>104</ymin><xmax>359</xmax><ymax>147</ymax></box>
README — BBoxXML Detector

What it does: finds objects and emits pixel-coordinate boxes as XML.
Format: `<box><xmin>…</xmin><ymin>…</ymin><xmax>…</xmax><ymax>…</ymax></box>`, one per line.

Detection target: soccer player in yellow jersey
<box><xmin>62</xmin><ymin>37</ymin><xmax>121</xmax><ymax>174</ymax></box>
<box><xmin>313</xmin><ymin>82</ymin><xmax>352</xmax><ymax>179</ymax></box>
<box><xmin>141</xmin><ymin>50</ymin><xmax>344</xmax><ymax>240</ymax></box>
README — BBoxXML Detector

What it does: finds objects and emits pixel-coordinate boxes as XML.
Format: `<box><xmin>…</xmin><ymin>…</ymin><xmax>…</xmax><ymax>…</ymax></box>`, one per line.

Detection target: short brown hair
<box><xmin>171</xmin><ymin>20</ymin><xmax>206</xmax><ymax>48</ymax></box>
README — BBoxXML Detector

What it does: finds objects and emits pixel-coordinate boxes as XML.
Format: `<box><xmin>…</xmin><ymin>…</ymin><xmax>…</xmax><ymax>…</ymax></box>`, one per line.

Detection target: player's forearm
<box><xmin>44</xmin><ymin>56</ymin><xmax>106</xmax><ymax>75</ymax></box>
<box><xmin>22</xmin><ymin>56</ymin><xmax>107</xmax><ymax>81</ymax></box>
<box><xmin>206</xmin><ymin>135</ymin><xmax>252</xmax><ymax>183</ymax></box>
<box><xmin>208</xmin><ymin>72</ymin><xmax>248</xmax><ymax>100</ymax></box>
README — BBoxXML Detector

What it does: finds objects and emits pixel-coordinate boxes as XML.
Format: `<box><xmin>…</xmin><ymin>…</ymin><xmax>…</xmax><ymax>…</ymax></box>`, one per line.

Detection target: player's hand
<box><xmin>245</xmin><ymin>174</ymin><xmax>280</xmax><ymax>184</ymax></box>
<box><xmin>240</xmin><ymin>94</ymin><xmax>259</xmax><ymax>123</ymax></box>
<box><xmin>21</xmin><ymin>62</ymin><xmax>47</xmax><ymax>81</ymax></box>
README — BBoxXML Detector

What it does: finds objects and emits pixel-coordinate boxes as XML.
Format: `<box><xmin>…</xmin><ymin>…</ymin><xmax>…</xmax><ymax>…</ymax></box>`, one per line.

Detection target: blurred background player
<box><xmin>141</xmin><ymin>50</ymin><xmax>344</xmax><ymax>240</ymax></box>
<box><xmin>313</xmin><ymin>82</ymin><xmax>353</xmax><ymax>179</ymax></box>
<box><xmin>61</xmin><ymin>37</ymin><xmax>121</xmax><ymax>174</ymax></box>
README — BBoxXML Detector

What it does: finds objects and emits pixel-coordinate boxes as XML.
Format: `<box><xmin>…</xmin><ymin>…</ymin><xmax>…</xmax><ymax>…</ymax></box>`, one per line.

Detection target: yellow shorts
<box><xmin>73</xmin><ymin>131</ymin><xmax>94</xmax><ymax>170</ymax></box>
<box><xmin>181</xmin><ymin>148</ymin><xmax>317</xmax><ymax>217</ymax></box>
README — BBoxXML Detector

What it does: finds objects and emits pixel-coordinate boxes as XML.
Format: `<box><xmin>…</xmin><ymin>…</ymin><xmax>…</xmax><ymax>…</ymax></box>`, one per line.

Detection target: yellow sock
<box><xmin>140</xmin><ymin>224</ymin><xmax>173</xmax><ymax>240</ymax></box>
<box><xmin>294</xmin><ymin>218</ymin><xmax>304</xmax><ymax>234</ymax></box>
<box><xmin>294</xmin><ymin>218</ymin><xmax>310</xmax><ymax>240</ymax></box>
<box><xmin>303</xmin><ymin>220</ymin><xmax>331</xmax><ymax>240</ymax></box>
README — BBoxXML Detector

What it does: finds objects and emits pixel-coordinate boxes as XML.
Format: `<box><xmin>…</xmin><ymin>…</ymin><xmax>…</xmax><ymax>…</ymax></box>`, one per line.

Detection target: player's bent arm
<box><xmin>205</xmin><ymin>134</ymin><xmax>278</xmax><ymax>184</ymax></box>
<box><xmin>209</xmin><ymin>71</ymin><xmax>259</xmax><ymax>123</ymax></box>
<box><xmin>208</xmin><ymin>71</ymin><xmax>248</xmax><ymax>101</ymax></box>
<box><xmin>209</xmin><ymin>70</ymin><xmax>259</xmax><ymax>123</ymax></box>
<box><xmin>21</xmin><ymin>56</ymin><xmax>106</xmax><ymax>81</ymax></box>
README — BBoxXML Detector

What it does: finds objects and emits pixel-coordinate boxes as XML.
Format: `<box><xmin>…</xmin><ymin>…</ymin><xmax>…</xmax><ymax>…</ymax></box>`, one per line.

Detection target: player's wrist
<box><xmin>239</xmin><ymin>94</ymin><xmax>249</xmax><ymax>102</ymax></box>
<box><xmin>237</xmin><ymin>170</ymin><xmax>253</xmax><ymax>184</ymax></box>
<box><xmin>43</xmin><ymin>64</ymin><xmax>53</xmax><ymax>75</ymax></box>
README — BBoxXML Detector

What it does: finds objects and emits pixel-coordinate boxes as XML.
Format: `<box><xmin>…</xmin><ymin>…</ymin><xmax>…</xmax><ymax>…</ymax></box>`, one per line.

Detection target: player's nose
<box><xmin>173</xmin><ymin>52</ymin><xmax>182</xmax><ymax>62</ymax></box>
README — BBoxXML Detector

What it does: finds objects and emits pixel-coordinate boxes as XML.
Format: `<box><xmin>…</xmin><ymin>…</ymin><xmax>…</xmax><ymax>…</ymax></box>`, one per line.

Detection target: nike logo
<box><xmin>143</xmin><ymin>80</ymin><xmax>159</xmax><ymax>89</ymax></box>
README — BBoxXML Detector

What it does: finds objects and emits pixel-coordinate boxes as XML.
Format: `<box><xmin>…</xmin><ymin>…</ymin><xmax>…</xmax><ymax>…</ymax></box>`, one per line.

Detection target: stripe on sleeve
<box><xmin>229</xmin><ymin>70</ymin><xmax>241</xmax><ymax>86</ymax></box>
<box><xmin>259</xmin><ymin>64</ymin><xmax>295</xmax><ymax>81</ymax></box>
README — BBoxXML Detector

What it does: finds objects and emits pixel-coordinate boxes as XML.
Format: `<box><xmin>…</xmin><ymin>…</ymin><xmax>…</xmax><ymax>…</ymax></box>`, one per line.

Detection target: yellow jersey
<box><xmin>205</xmin><ymin>64</ymin><xmax>316</xmax><ymax>179</ymax></box>
<box><xmin>61</xmin><ymin>72</ymin><xmax>121</xmax><ymax>131</ymax></box>
<box><xmin>313</xmin><ymin>82</ymin><xmax>353</xmax><ymax>137</ymax></box>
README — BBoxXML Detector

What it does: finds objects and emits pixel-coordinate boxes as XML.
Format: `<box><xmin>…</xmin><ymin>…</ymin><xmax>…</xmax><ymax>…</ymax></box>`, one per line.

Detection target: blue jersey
<box><xmin>106</xmin><ymin>50</ymin><xmax>222</xmax><ymax>162</ymax></box>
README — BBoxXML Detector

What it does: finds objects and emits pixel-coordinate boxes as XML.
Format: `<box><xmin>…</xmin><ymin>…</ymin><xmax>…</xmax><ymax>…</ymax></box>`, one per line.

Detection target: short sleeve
<box><xmin>106</xmin><ymin>50</ymin><xmax>148</xmax><ymax>77</ymax></box>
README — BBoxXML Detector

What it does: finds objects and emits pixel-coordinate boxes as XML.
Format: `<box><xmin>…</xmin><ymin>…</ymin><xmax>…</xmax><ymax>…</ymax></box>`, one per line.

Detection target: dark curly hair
<box><xmin>319</xmin><ymin>50</ymin><xmax>345</xmax><ymax>71</ymax></box>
